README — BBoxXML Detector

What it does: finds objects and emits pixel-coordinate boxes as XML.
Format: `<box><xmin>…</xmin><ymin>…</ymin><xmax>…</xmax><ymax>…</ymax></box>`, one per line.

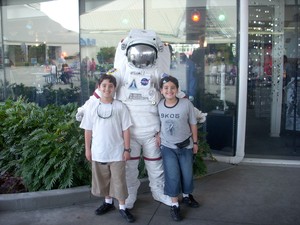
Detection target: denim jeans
<box><xmin>160</xmin><ymin>145</ymin><xmax>194</xmax><ymax>197</ymax></box>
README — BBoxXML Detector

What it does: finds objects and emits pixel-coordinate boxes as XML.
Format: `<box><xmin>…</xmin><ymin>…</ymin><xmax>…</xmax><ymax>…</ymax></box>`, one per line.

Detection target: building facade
<box><xmin>0</xmin><ymin>0</ymin><xmax>299</xmax><ymax>164</ymax></box>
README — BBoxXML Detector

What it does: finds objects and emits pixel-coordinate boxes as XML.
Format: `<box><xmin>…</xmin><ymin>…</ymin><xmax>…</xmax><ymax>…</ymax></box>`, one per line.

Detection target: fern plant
<box><xmin>0</xmin><ymin>98</ymin><xmax>44</xmax><ymax>175</ymax></box>
<box><xmin>19</xmin><ymin>103</ymin><xmax>90</xmax><ymax>191</ymax></box>
<box><xmin>193</xmin><ymin>124</ymin><xmax>215</xmax><ymax>177</ymax></box>
<box><xmin>0</xmin><ymin>98</ymin><xmax>90</xmax><ymax>192</ymax></box>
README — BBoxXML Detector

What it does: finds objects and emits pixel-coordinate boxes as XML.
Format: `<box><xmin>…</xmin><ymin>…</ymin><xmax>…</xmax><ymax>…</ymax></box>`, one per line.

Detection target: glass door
<box><xmin>246</xmin><ymin>0</ymin><xmax>300</xmax><ymax>158</ymax></box>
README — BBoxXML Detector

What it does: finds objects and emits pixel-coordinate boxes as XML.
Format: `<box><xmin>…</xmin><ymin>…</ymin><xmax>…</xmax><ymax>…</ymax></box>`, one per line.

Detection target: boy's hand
<box><xmin>193</xmin><ymin>144</ymin><xmax>198</xmax><ymax>154</ymax></box>
<box><xmin>155</xmin><ymin>132</ymin><xmax>161</xmax><ymax>147</ymax></box>
<box><xmin>85</xmin><ymin>150</ymin><xmax>92</xmax><ymax>162</ymax></box>
<box><xmin>123</xmin><ymin>151</ymin><xmax>131</xmax><ymax>161</ymax></box>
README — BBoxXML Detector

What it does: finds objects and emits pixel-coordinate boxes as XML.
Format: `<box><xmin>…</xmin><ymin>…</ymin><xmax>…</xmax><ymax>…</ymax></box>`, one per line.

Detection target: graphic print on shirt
<box><xmin>160</xmin><ymin>113</ymin><xmax>180</xmax><ymax>136</ymax></box>
<box><xmin>165</xmin><ymin>120</ymin><xmax>174</xmax><ymax>135</ymax></box>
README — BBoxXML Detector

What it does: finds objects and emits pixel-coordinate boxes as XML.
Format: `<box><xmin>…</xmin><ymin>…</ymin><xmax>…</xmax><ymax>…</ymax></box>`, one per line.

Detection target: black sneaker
<box><xmin>95</xmin><ymin>202</ymin><xmax>115</xmax><ymax>215</ymax></box>
<box><xmin>119</xmin><ymin>208</ymin><xmax>135</xmax><ymax>223</ymax></box>
<box><xmin>182</xmin><ymin>194</ymin><xmax>200</xmax><ymax>208</ymax></box>
<box><xmin>170</xmin><ymin>205</ymin><xmax>182</xmax><ymax>221</ymax></box>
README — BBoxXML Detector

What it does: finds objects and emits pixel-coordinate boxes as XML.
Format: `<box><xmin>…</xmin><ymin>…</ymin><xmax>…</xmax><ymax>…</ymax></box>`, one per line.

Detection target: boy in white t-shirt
<box><xmin>80</xmin><ymin>74</ymin><xmax>135</xmax><ymax>223</ymax></box>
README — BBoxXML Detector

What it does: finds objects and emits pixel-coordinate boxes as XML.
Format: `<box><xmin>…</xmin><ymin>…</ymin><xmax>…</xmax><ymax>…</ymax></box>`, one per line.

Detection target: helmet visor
<box><xmin>127</xmin><ymin>44</ymin><xmax>157</xmax><ymax>68</ymax></box>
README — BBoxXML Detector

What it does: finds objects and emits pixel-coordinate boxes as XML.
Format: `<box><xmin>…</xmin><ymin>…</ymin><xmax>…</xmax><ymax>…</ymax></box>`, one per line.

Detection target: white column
<box><xmin>270</xmin><ymin>0</ymin><xmax>284</xmax><ymax>137</ymax></box>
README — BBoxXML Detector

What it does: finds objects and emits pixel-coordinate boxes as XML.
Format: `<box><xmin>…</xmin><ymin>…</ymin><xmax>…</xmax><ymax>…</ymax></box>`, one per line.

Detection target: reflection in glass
<box><xmin>0</xmin><ymin>0</ymin><xmax>79</xmax><ymax>104</ymax></box>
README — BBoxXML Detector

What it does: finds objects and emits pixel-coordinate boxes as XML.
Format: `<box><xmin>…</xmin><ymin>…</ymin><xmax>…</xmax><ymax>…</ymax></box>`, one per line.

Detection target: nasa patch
<box><xmin>140</xmin><ymin>78</ymin><xmax>150</xmax><ymax>86</ymax></box>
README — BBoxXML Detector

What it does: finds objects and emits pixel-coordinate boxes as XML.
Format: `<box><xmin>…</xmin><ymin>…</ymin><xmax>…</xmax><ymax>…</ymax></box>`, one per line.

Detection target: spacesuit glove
<box><xmin>75</xmin><ymin>107</ymin><xmax>84</xmax><ymax>122</ymax></box>
<box><xmin>197</xmin><ymin>112</ymin><xmax>207</xmax><ymax>123</ymax></box>
<box><xmin>194</xmin><ymin>107</ymin><xmax>207</xmax><ymax>124</ymax></box>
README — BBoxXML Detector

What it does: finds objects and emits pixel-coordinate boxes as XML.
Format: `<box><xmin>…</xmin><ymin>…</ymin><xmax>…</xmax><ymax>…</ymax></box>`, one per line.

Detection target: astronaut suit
<box><xmin>111</xmin><ymin>29</ymin><xmax>172</xmax><ymax>209</ymax></box>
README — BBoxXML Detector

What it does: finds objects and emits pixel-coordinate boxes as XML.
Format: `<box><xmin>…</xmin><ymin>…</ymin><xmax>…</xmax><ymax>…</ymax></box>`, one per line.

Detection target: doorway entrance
<box><xmin>245</xmin><ymin>0</ymin><xmax>300</xmax><ymax>159</ymax></box>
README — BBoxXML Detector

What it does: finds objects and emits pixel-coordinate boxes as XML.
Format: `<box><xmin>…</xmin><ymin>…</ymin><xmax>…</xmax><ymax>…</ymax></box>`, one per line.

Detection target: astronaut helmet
<box><xmin>121</xmin><ymin>29</ymin><xmax>165</xmax><ymax>68</ymax></box>
<box><xmin>127</xmin><ymin>44</ymin><xmax>157</xmax><ymax>68</ymax></box>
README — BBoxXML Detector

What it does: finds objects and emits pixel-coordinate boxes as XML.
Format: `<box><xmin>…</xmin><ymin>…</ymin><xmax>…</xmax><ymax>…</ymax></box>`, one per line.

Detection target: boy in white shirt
<box><xmin>80</xmin><ymin>74</ymin><xmax>135</xmax><ymax>223</ymax></box>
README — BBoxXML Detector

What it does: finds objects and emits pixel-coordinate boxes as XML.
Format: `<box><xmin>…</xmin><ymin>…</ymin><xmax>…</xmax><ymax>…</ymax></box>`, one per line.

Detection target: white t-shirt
<box><xmin>80</xmin><ymin>98</ymin><xmax>132</xmax><ymax>162</ymax></box>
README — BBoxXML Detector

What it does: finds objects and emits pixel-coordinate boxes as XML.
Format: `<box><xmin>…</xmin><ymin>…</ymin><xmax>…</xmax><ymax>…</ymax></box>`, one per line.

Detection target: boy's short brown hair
<box><xmin>98</xmin><ymin>74</ymin><xmax>117</xmax><ymax>87</ymax></box>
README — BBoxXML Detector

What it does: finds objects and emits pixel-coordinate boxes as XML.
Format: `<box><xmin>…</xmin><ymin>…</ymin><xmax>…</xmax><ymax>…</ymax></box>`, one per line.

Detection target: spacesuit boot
<box><xmin>151</xmin><ymin>192</ymin><xmax>172</xmax><ymax>206</ymax></box>
<box><xmin>125</xmin><ymin>158</ymin><xmax>141</xmax><ymax>209</ymax></box>
<box><xmin>125</xmin><ymin>183</ymin><xmax>141</xmax><ymax>209</ymax></box>
<box><xmin>144</xmin><ymin>159</ymin><xmax>172</xmax><ymax>206</ymax></box>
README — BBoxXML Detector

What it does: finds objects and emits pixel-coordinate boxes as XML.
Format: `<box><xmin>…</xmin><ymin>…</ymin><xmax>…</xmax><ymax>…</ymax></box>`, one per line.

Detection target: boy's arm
<box><xmin>84</xmin><ymin>130</ymin><xmax>92</xmax><ymax>161</ymax></box>
<box><xmin>123</xmin><ymin>128</ymin><xmax>131</xmax><ymax>161</ymax></box>
<box><xmin>190</xmin><ymin>124</ymin><xmax>198</xmax><ymax>154</ymax></box>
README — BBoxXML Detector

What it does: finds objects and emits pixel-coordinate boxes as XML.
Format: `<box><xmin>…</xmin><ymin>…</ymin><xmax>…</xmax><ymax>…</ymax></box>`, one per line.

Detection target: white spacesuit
<box><xmin>111</xmin><ymin>29</ymin><xmax>172</xmax><ymax>209</ymax></box>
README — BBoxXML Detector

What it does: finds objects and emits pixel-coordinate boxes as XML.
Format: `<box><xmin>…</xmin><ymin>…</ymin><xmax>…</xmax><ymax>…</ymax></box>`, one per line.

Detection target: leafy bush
<box><xmin>0</xmin><ymin>98</ymin><xmax>90</xmax><ymax>191</ymax></box>
<box><xmin>193</xmin><ymin>125</ymin><xmax>215</xmax><ymax>177</ymax></box>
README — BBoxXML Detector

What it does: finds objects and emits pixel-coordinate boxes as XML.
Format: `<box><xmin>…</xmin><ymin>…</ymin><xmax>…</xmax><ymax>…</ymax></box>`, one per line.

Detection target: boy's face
<box><xmin>160</xmin><ymin>81</ymin><xmax>178</xmax><ymax>100</ymax></box>
<box><xmin>98</xmin><ymin>79</ymin><xmax>115</xmax><ymax>98</ymax></box>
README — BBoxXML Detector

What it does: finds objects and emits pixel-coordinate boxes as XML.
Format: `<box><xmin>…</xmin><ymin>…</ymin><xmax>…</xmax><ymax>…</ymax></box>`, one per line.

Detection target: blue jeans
<box><xmin>160</xmin><ymin>145</ymin><xmax>194</xmax><ymax>197</ymax></box>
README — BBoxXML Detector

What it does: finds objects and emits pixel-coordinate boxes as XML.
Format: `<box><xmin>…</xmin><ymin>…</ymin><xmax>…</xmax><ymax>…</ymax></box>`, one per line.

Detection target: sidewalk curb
<box><xmin>0</xmin><ymin>178</ymin><xmax>150</xmax><ymax>212</ymax></box>
<box><xmin>0</xmin><ymin>161</ymin><xmax>233</xmax><ymax>212</ymax></box>
<box><xmin>0</xmin><ymin>186</ymin><xmax>93</xmax><ymax>211</ymax></box>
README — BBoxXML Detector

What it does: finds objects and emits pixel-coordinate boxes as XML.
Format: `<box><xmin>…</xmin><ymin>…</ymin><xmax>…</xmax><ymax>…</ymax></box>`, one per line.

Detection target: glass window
<box><xmin>80</xmin><ymin>0</ymin><xmax>238</xmax><ymax>154</ymax></box>
<box><xmin>0</xmin><ymin>0</ymin><xmax>80</xmax><ymax>105</ymax></box>
<box><xmin>79</xmin><ymin>0</ymin><xmax>144</xmax><ymax>99</ymax></box>
<box><xmin>142</xmin><ymin>1</ymin><xmax>238</xmax><ymax>155</ymax></box>
<box><xmin>0</xmin><ymin>7</ymin><xmax>4</xmax><ymax>100</ymax></box>
<box><xmin>149</xmin><ymin>1</ymin><xmax>238</xmax><ymax>109</ymax></box>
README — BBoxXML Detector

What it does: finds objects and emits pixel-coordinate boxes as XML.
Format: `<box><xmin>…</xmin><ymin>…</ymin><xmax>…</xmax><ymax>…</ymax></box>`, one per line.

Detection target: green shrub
<box><xmin>193</xmin><ymin>125</ymin><xmax>215</xmax><ymax>177</ymax></box>
<box><xmin>0</xmin><ymin>98</ymin><xmax>90</xmax><ymax>191</ymax></box>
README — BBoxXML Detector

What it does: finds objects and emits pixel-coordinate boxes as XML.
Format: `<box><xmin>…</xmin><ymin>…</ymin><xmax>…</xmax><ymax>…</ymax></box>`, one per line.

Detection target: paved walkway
<box><xmin>1</xmin><ymin>162</ymin><xmax>300</xmax><ymax>225</ymax></box>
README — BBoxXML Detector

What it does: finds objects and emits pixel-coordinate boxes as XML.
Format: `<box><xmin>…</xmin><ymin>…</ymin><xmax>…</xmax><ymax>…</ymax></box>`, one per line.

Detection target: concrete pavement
<box><xmin>1</xmin><ymin>161</ymin><xmax>300</xmax><ymax>225</ymax></box>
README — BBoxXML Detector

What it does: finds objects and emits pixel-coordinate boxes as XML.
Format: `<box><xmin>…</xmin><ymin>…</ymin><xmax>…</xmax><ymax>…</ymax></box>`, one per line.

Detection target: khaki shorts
<box><xmin>91</xmin><ymin>161</ymin><xmax>128</xmax><ymax>201</ymax></box>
